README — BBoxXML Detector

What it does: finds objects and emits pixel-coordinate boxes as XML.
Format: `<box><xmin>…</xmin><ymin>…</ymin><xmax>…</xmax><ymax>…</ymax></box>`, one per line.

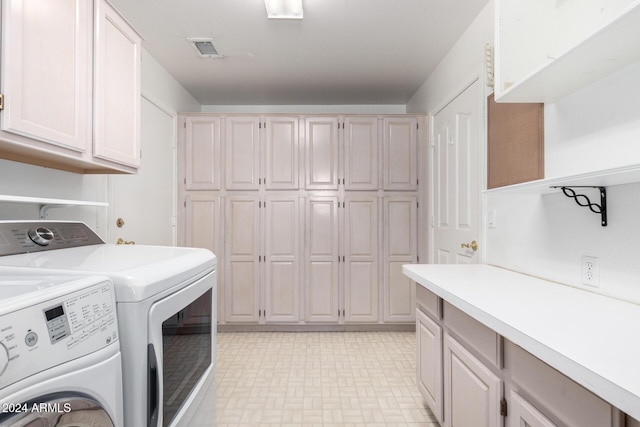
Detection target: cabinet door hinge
<box><xmin>500</xmin><ymin>398</ymin><xmax>507</xmax><ymax>417</ymax></box>
<box><xmin>0</xmin><ymin>94</ymin><xmax>4</xmax><ymax>110</ymax></box>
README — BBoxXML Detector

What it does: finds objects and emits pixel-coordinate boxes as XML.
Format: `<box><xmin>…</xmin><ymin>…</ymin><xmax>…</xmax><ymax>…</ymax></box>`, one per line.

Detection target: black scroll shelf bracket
<box><xmin>550</xmin><ymin>186</ymin><xmax>607</xmax><ymax>227</ymax></box>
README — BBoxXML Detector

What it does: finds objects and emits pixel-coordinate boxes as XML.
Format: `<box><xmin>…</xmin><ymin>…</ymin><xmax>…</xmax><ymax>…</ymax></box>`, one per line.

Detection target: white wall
<box><xmin>486</xmin><ymin>61</ymin><xmax>640</xmax><ymax>304</ymax></box>
<box><xmin>406</xmin><ymin>0</ymin><xmax>640</xmax><ymax>304</ymax></box>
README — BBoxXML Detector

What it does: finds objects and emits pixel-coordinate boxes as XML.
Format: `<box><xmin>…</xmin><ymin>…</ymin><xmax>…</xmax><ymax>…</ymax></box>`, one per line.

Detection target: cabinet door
<box><xmin>384</xmin><ymin>196</ymin><xmax>417</xmax><ymax>322</ymax></box>
<box><xmin>184</xmin><ymin>116</ymin><xmax>221</xmax><ymax>190</ymax></box>
<box><xmin>416</xmin><ymin>309</ymin><xmax>443</xmax><ymax>424</ymax></box>
<box><xmin>265</xmin><ymin>116</ymin><xmax>299</xmax><ymax>189</ymax></box>
<box><xmin>94</xmin><ymin>0</ymin><xmax>142</xmax><ymax>167</ymax></box>
<box><xmin>344</xmin><ymin>195</ymin><xmax>378</xmax><ymax>322</ymax></box>
<box><xmin>383</xmin><ymin>117</ymin><xmax>418</xmax><ymax>190</ymax></box>
<box><xmin>184</xmin><ymin>193</ymin><xmax>223</xmax><ymax>322</ymax></box>
<box><xmin>264</xmin><ymin>195</ymin><xmax>300</xmax><ymax>322</ymax></box>
<box><xmin>444</xmin><ymin>333</ymin><xmax>502</xmax><ymax>427</ymax></box>
<box><xmin>508</xmin><ymin>390</ymin><xmax>557</xmax><ymax>427</ymax></box>
<box><xmin>1</xmin><ymin>0</ymin><xmax>91</xmax><ymax>151</ymax></box>
<box><xmin>305</xmin><ymin>117</ymin><xmax>339</xmax><ymax>190</ymax></box>
<box><xmin>225</xmin><ymin>195</ymin><xmax>260</xmax><ymax>322</ymax></box>
<box><xmin>305</xmin><ymin>196</ymin><xmax>340</xmax><ymax>322</ymax></box>
<box><xmin>344</xmin><ymin>117</ymin><xmax>379</xmax><ymax>190</ymax></box>
<box><xmin>225</xmin><ymin>116</ymin><xmax>260</xmax><ymax>190</ymax></box>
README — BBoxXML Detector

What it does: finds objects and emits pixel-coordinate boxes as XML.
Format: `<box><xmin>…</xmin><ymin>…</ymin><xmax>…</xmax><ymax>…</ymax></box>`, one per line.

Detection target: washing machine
<box><xmin>0</xmin><ymin>221</ymin><xmax>217</xmax><ymax>427</ymax></box>
<box><xmin>0</xmin><ymin>273</ymin><xmax>123</xmax><ymax>427</ymax></box>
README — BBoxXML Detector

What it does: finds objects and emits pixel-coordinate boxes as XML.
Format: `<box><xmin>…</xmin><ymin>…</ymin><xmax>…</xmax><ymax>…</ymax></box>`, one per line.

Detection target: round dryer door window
<box><xmin>0</xmin><ymin>396</ymin><xmax>115</xmax><ymax>427</ymax></box>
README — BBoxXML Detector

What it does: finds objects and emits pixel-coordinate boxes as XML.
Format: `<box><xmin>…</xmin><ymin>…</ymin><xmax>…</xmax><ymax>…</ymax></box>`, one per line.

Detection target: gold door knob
<box><xmin>116</xmin><ymin>238</ymin><xmax>136</xmax><ymax>245</ymax></box>
<box><xmin>116</xmin><ymin>218</ymin><xmax>125</xmax><ymax>228</ymax></box>
<box><xmin>461</xmin><ymin>240</ymin><xmax>478</xmax><ymax>251</ymax></box>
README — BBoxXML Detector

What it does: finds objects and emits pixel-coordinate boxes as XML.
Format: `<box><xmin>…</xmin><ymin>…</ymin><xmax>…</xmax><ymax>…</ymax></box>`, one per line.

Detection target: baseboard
<box><xmin>217</xmin><ymin>323</ymin><xmax>416</xmax><ymax>333</ymax></box>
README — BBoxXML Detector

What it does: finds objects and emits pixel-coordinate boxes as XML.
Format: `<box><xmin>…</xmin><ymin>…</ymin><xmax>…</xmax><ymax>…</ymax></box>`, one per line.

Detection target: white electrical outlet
<box><xmin>582</xmin><ymin>256</ymin><xmax>599</xmax><ymax>287</ymax></box>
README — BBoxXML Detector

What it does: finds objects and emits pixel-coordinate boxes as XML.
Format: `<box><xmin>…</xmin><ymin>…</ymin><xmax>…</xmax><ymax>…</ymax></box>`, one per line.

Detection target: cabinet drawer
<box><xmin>506</xmin><ymin>341</ymin><xmax>615</xmax><ymax>427</ymax></box>
<box><xmin>443</xmin><ymin>301</ymin><xmax>501</xmax><ymax>368</ymax></box>
<box><xmin>416</xmin><ymin>285</ymin><xmax>440</xmax><ymax>320</ymax></box>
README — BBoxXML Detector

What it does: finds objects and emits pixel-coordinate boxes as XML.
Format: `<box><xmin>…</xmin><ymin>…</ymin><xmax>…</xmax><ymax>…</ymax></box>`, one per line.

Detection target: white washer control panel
<box><xmin>0</xmin><ymin>278</ymin><xmax>118</xmax><ymax>389</ymax></box>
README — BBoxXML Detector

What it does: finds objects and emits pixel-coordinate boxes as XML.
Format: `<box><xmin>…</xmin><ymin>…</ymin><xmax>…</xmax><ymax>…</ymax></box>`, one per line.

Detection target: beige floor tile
<box><xmin>192</xmin><ymin>330</ymin><xmax>439</xmax><ymax>426</ymax></box>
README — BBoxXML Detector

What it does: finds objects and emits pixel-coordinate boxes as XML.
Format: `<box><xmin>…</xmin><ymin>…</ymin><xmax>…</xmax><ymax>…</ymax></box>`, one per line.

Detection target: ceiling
<box><xmin>109</xmin><ymin>0</ymin><xmax>489</xmax><ymax>106</ymax></box>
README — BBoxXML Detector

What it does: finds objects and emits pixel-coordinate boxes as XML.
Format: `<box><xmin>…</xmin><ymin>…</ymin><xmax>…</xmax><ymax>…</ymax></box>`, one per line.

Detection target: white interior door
<box><xmin>108</xmin><ymin>97</ymin><xmax>176</xmax><ymax>245</ymax></box>
<box><xmin>431</xmin><ymin>78</ymin><xmax>483</xmax><ymax>264</ymax></box>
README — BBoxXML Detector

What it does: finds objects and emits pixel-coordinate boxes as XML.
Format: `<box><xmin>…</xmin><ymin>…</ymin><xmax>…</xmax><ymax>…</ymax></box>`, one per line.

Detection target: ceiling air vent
<box><xmin>187</xmin><ymin>38</ymin><xmax>223</xmax><ymax>58</ymax></box>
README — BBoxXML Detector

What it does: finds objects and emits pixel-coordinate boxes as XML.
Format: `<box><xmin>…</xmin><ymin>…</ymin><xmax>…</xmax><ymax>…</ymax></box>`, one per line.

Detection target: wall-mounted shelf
<box><xmin>483</xmin><ymin>164</ymin><xmax>640</xmax><ymax>195</ymax></box>
<box><xmin>495</xmin><ymin>0</ymin><xmax>640</xmax><ymax>103</ymax></box>
<box><xmin>0</xmin><ymin>195</ymin><xmax>109</xmax><ymax>219</ymax></box>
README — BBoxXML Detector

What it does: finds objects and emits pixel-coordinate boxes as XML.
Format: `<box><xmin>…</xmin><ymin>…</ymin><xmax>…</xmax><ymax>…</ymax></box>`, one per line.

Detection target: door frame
<box><xmin>107</xmin><ymin>94</ymin><xmax>178</xmax><ymax>245</ymax></box>
<box><xmin>427</xmin><ymin>67</ymin><xmax>488</xmax><ymax>264</ymax></box>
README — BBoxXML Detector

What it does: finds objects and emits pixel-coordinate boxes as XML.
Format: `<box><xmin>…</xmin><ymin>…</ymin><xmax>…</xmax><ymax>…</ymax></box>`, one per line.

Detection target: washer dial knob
<box><xmin>0</xmin><ymin>342</ymin><xmax>9</xmax><ymax>377</ymax></box>
<box><xmin>28</xmin><ymin>227</ymin><xmax>55</xmax><ymax>246</ymax></box>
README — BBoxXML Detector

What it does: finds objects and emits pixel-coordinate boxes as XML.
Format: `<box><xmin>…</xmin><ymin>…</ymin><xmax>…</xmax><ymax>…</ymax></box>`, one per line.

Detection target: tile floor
<box><xmin>190</xmin><ymin>331</ymin><xmax>439</xmax><ymax>427</ymax></box>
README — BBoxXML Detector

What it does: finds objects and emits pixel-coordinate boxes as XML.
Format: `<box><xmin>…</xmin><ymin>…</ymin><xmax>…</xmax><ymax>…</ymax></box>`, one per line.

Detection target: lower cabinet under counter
<box><xmin>415</xmin><ymin>285</ymin><xmax>627</xmax><ymax>427</ymax></box>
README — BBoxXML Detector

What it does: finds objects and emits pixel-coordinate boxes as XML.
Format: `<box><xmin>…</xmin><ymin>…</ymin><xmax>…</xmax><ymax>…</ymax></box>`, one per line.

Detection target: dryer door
<box><xmin>0</xmin><ymin>395</ymin><xmax>115</xmax><ymax>427</ymax></box>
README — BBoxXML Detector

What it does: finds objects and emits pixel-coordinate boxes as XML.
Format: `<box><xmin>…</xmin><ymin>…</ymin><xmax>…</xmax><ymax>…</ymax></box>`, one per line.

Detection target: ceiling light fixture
<box><xmin>187</xmin><ymin>38</ymin><xmax>223</xmax><ymax>58</ymax></box>
<box><xmin>264</xmin><ymin>0</ymin><xmax>303</xmax><ymax>19</ymax></box>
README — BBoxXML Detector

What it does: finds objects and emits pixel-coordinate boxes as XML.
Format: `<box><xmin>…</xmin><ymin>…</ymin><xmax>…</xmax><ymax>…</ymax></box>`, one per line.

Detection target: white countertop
<box><xmin>403</xmin><ymin>264</ymin><xmax>640</xmax><ymax>420</ymax></box>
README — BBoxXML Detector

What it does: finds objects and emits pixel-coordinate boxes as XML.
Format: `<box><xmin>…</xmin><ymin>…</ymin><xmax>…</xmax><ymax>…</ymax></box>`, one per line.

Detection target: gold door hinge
<box><xmin>0</xmin><ymin>94</ymin><xmax>4</xmax><ymax>110</ymax></box>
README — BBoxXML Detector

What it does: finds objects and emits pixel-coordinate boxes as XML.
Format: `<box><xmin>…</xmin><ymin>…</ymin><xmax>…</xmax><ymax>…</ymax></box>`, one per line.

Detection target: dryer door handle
<box><xmin>148</xmin><ymin>344</ymin><xmax>159</xmax><ymax>427</ymax></box>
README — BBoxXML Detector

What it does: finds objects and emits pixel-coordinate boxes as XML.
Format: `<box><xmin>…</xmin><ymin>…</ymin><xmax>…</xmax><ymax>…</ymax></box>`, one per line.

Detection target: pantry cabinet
<box><xmin>184</xmin><ymin>116</ymin><xmax>222</xmax><ymax>190</ymax></box>
<box><xmin>225</xmin><ymin>116</ymin><xmax>261</xmax><ymax>190</ymax></box>
<box><xmin>178</xmin><ymin>113</ymin><xmax>424</xmax><ymax>328</ymax></box>
<box><xmin>224</xmin><ymin>195</ymin><xmax>261</xmax><ymax>323</ymax></box>
<box><xmin>383</xmin><ymin>117</ymin><xmax>418</xmax><ymax>190</ymax></box>
<box><xmin>305</xmin><ymin>117</ymin><xmax>340</xmax><ymax>190</ymax></box>
<box><xmin>265</xmin><ymin>116</ymin><xmax>300</xmax><ymax>190</ymax></box>
<box><xmin>0</xmin><ymin>0</ymin><xmax>142</xmax><ymax>173</ymax></box>
<box><xmin>384</xmin><ymin>196</ymin><xmax>418</xmax><ymax>322</ymax></box>
<box><xmin>263</xmin><ymin>194</ymin><xmax>300</xmax><ymax>322</ymax></box>
<box><xmin>304</xmin><ymin>195</ymin><xmax>341</xmax><ymax>323</ymax></box>
<box><xmin>343</xmin><ymin>116</ymin><xmax>379</xmax><ymax>190</ymax></box>
<box><xmin>343</xmin><ymin>195</ymin><xmax>379</xmax><ymax>323</ymax></box>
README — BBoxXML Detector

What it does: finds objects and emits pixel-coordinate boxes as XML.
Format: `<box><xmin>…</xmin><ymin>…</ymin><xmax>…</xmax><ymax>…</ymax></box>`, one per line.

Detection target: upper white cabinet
<box><xmin>183</xmin><ymin>116</ymin><xmax>222</xmax><ymax>190</ymax></box>
<box><xmin>225</xmin><ymin>115</ymin><xmax>300</xmax><ymax>190</ymax></box>
<box><xmin>495</xmin><ymin>0</ymin><xmax>640</xmax><ymax>102</ymax></box>
<box><xmin>305</xmin><ymin>117</ymin><xmax>340</xmax><ymax>190</ymax></box>
<box><xmin>225</xmin><ymin>116</ymin><xmax>261</xmax><ymax>190</ymax></box>
<box><xmin>1</xmin><ymin>0</ymin><xmax>91</xmax><ymax>152</ymax></box>
<box><xmin>0</xmin><ymin>0</ymin><xmax>142</xmax><ymax>173</ymax></box>
<box><xmin>383</xmin><ymin>117</ymin><xmax>418</xmax><ymax>190</ymax></box>
<box><xmin>343</xmin><ymin>116</ymin><xmax>379</xmax><ymax>190</ymax></box>
<box><xmin>265</xmin><ymin>116</ymin><xmax>299</xmax><ymax>190</ymax></box>
<box><xmin>93</xmin><ymin>0</ymin><xmax>142</xmax><ymax>168</ymax></box>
